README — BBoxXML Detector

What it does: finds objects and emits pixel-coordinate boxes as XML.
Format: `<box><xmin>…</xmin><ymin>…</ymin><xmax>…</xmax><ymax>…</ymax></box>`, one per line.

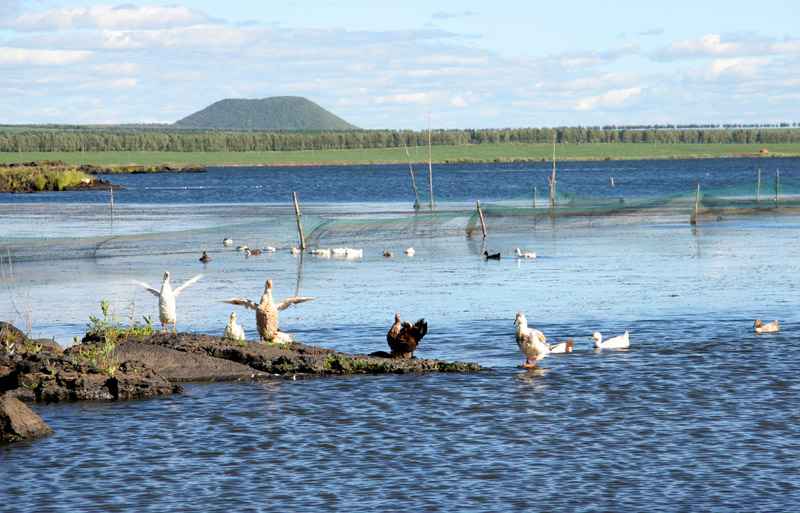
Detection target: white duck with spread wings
<box><xmin>224</xmin><ymin>279</ymin><xmax>315</xmax><ymax>343</ymax></box>
<box><xmin>133</xmin><ymin>271</ymin><xmax>203</xmax><ymax>333</ymax></box>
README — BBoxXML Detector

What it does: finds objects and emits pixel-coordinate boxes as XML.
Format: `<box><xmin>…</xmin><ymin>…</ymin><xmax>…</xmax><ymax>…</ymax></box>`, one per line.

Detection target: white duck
<box><xmin>754</xmin><ymin>319</ymin><xmax>780</xmax><ymax>334</ymax></box>
<box><xmin>549</xmin><ymin>339</ymin><xmax>574</xmax><ymax>354</ymax></box>
<box><xmin>404</xmin><ymin>247</ymin><xmax>416</xmax><ymax>257</ymax></box>
<box><xmin>224</xmin><ymin>279</ymin><xmax>315</xmax><ymax>343</ymax></box>
<box><xmin>290</xmin><ymin>247</ymin><xmax>301</xmax><ymax>255</ymax></box>
<box><xmin>514</xmin><ymin>311</ymin><xmax>550</xmax><ymax>368</ymax></box>
<box><xmin>592</xmin><ymin>331</ymin><xmax>630</xmax><ymax>350</ymax></box>
<box><xmin>515</xmin><ymin>248</ymin><xmax>537</xmax><ymax>259</ymax></box>
<box><xmin>223</xmin><ymin>238</ymin><xmax>233</xmax><ymax>247</ymax></box>
<box><xmin>311</xmin><ymin>248</ymin><xmax>331</xmax><ymax>258</ymax></box>
<box><xmin>344</xmin><ymin>248</ymin><xmax>363</xmax><ymax>259</ymax></box>
<box><xmin>264</xmin><ymin>246</ymin><xmax>277</xmax><ymax>253</ymax></box>
<box><xmin>133</xmin><ymin>272</ymin><xmax>203</xmax><ymax>333</ymax></box>
<box><xmin>223</xmin><ymin>312</ymin><xmax>245</xmax><ymax>342</ymax></box>
<box><xmin>331</xmin><ymin>247</ymin><xmax>348</xmax><ymax>257</ymax></box>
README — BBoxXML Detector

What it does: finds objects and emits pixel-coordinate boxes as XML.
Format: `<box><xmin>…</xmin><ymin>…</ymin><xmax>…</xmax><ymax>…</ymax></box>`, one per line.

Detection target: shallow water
<box><xmin>2</xmin><ymin>159</ymin><xmax>800</xmax><ymax>512</ymax></box>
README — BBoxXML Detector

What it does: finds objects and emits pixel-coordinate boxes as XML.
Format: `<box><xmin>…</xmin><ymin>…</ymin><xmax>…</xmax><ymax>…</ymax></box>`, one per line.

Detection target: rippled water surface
<box><xmin>2</xmin><ymin>159</ymin><xmax>800</xmax><ymax>512</ymax></box>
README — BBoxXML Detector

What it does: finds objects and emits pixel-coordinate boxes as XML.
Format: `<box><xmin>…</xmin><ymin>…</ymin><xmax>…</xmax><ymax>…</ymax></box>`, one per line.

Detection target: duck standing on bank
<box><xmin>224</xmin><ymin>279</ymin><xmax>314</xmax><ymax>343</ymax></box>
<box><xmin>223</xmin><ymin>312</ymin><xmax>245</xmax><ymax>342</ymax></box>
<box><xmin>592</xmin><ymin>331</ymin><xmax>630</xmax><ymax>350</ymax></box>
<box><xmin>514</xmin><ymin>311</ymin><xmax>549</xmax><ymax>368</ymax></box>
<box><xmin>133</xmin><ymin>272</ymin><xmax>203</xmax><ymax>333</ymax></box>
<box><xmin>754</xmin><ymin>319</ymin><xmax>780</xmax><ymax>334</ymax></box>
<box><xmin>386</xmin><ymin>313</ymin><xmax>428</xmax><ymax>358</ymax></box>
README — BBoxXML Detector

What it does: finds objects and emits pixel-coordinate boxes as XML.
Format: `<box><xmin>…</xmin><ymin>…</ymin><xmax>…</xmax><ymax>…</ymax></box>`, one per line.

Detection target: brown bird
<box><xmin>386</xmin><ymin>313</ymin><xmax>428</xmax><ymax>358</ymax></box>
<box><xmin>224</xmin><ymin>279</ymin><xmax>314</xmax><ymax>343</ymax></box>
<box><xmin>199</xmin><ymin>251</ymin><xmax>211</xmax><ymax>263</ymax></box>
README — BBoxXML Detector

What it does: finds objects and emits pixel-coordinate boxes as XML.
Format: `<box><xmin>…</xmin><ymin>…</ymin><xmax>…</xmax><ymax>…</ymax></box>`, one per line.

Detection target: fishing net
<box><xmin>4</xmin><ymin>174</ymin><xmax>800</xmax><ymax>262</ymax></box>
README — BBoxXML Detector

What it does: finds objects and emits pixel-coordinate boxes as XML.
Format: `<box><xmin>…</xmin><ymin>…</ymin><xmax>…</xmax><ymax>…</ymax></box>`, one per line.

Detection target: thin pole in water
<box><xmin>109</xmin><ymin>186</ymin><xmax>114</xmax><ymax>223</ymax></box>
<box><xmin>756</xmin><ymin>168</ymin><xmax>761</xmax><ymax>203</ymax></box>
<box><xmin>610</xmin><ymin>176</ymin><xmax>615</xmax><ymax>187</ymax></box>
<box><xmin>404</xmin><ymin>143</ymin><xmax>421</xmax><ymax>210</ymax></box>
<box><xmin>551</xmin><ymin>140</ymin><xmax>556</xmax><ymax>200</ymax></box>
<box><xmin>690</xmin><ymin>182</ymin><xmax>700</xmax><ymax>225</ymax></box>
<box><xmin>292</xmin><ymin>191</ymin><xmax>306</xmax><ymax>251</ymax></box>
<box><xmin>427</xmin><ymin>114</ymin><xmax>434</xmax><ymax>210</ymax></box>
<box><xmin>533</xmin><ymin>187</ymin><xmax>537</xmax><ymax>208</ymax></box>
<box><xmin>775</xmin><ymin>169</ymin><xmax>780</xmax><ymax>204</ymax></box>
<box><xmin>476</xmin><ymin>200</ymin><xmax>487</xmax><ymax>239</ymax></box>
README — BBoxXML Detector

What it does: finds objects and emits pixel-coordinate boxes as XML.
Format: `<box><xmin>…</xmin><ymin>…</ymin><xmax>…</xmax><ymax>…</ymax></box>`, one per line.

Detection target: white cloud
<box><xmin>708</xmin><ymin>57</ymin><xmax>767</xmax><ymax>78</ymax></box>
<box><xmin>375</xmin><ymin>92</ymin><xmax>434</xmax><ymax>105</ymax></box>
<box><xmin>575</xmin><ymin>87</ymin><xmax>642</xmax><ymax>111</ymax></box>
<box><xmin>0</xmin><ymin>47</ymin><xmax>92</xmax><ymax>65</ymax></box>
<box><xmin>8</xmin><ymin>4</ymin><xmax>209</xmax><ymax>31</ymax></box>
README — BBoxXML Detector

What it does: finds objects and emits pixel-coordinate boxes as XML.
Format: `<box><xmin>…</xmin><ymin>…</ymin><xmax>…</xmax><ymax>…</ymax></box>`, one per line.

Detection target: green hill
<box><xmin>174</xmin><ymin>96</ymin><xmax>358</xmax><ymax>131</ymax></box>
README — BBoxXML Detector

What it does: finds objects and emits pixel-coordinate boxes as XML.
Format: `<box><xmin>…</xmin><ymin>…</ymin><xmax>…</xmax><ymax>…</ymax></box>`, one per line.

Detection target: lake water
<box><xmin>2</xmin><ymin>158</ymin><xmax>800</xmax><ymax>512</ymax></box>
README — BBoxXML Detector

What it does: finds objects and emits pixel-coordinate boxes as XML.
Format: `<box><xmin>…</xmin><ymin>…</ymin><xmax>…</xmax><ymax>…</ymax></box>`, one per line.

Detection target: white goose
<box><xmin>344</xmin><ymin>248</ymin><xmax>363</xmax><ymax>259</ymax></box>
<box><xmin>331</xmin><ymin>247</ymin><xmax>348</xmax><ymax>257</ymax></box>
<box><xmin>592</xmin><ymin>331</ymin><xmax>630</xmax><ymax>350</ymax></box>
<box><xmin>222</xmin><ymin>238</ymin><xmax>233</xmax><ymax>247</ymax></box>
<box><xmin>264</xmin><ymin>246</ymin><xmax>277</xmax><ymax>253</ymax></box>
<box><xmin>514</xmin><ymin>311</ymin><xmax>550</xmax><ymax>368</ymax></box>
<box><xmin>515</xmin><ymin>248</ymin><xmax>537</xmax><ymax>259</ymax></box>
<box><xmin>311</xmin><ymin>248</ymin><xmax>331</xmax><ymax>258</ymax></box>
<box><xmin>223</xmin><ymin>312</ymin><xmax>245</xmax><ymax>342</ymax></box>
<box><xmin>404</xmin><ymin>247</ymin><xmax>416</xmax><ymax>257</ymax></box>
<box><xmin>133</xmin><ymin>272</ymin><xmax>203</xmax><ymax>333</ymax></box>
<box><xmin>224</xmin><ymin>279</ymin><xmax>315</xmax><ymax>343</ymax></box>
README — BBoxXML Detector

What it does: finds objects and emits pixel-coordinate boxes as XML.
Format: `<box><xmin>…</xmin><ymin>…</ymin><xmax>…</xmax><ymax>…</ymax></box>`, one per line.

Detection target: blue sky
<box><xmin>0</xmin><ymin>0</ymin><xmax>798</xmax><ymax>128</ymax></box>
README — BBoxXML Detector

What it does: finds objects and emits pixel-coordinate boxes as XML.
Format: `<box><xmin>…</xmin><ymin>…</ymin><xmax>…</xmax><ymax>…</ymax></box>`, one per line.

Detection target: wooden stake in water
<box><xmin>427</xmin><ymin>116</ymin><xmax>435</xmax><ymax>210</ymax></box>
<box><xmin>549</xmin><ymin>136</ymin><xmax>557</xmax><ymax>209</ymax></box>
<box><xmin>109</xmin><ymin>186</ymin><xmax>114</xmax><ymax>223</ymax></box>
<box><xmin>292</xmin><ymin>191</ymin><xmax>306</xmax><ymax>251</ymax></box>
<box><xmin>403</xmin><ymin>144</ymin><xmax>421</xmax><ymax>210</ymax></box>
<box><xmin>610</xmin><ymin>176</ymin><xmax>615</xmax><ymax>187</ymax></box>
<box><xmin>533</xmin><ymin>187</ymin><xmax>537</xmax><ymax>208</ymax></box>
<box><xmin>775</xmin><ymin>169</ymin><xmax>780</xmax><ymax>204</ymax></box>
<box><xmin>476</xmin><ymin>200</ymin><xmax>487</xmax><ymax>239</ymax></box>
<box><xmin>756</xmin><ymin>168</ymin><xmax>761</xmax><ymax>203</ymax></box>
<box><xmin>690</xmin><ymin>182</ymin><xmax>700</xmax><ymax>225</ymax></box>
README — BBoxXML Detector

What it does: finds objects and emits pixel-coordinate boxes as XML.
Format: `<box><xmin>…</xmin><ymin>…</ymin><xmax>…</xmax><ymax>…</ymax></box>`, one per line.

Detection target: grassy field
<box><xmin>1</xmin><ymin>143</ymin><xmax>799</xmax><ymax>167</ymax></box>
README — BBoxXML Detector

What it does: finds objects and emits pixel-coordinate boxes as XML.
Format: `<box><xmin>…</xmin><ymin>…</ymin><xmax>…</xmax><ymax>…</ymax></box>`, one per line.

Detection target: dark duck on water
<box><xmin>386</xmin><ymin>313</ymin><xmax>428</xmax><ymax>358</ymax></box>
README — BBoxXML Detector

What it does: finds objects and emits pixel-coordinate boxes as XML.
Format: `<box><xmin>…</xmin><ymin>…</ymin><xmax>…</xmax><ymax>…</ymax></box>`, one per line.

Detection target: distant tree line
<box><xmin>1</xmin><ymin>127</ymin><xmax>799</xmax><ymax>153</ymax></box>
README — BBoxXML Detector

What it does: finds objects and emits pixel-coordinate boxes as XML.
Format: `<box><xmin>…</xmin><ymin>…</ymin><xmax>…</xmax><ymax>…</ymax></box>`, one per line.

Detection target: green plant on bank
<box><xmin>0</xmin><ymin>164</ymin><xmax>92</xmax><ymax>192</ymax></box>
<box><xmin>2</xmin><ymin>339</ymin><xmax>15</xmax><ymax>356</ymax></box>
<box><xmin>79</xmin><ymin>300</ymin><xmax>155</xmax><ymax>376</ymax></box>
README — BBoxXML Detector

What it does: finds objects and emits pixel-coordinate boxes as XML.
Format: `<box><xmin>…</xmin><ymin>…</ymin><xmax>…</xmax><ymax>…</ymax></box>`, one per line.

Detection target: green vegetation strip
<box><xmin>1</xmin><ymin>143</ymin><xmax>799</xmax><ymax>167</ymax></box>
<box><xmin>0</xmin><ymin>162</ymin><xmax>94</xmax><ymax>192</ymax></box>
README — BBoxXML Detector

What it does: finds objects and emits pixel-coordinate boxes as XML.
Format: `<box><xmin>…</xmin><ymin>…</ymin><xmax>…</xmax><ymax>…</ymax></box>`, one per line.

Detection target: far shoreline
<box><xmin>1</xmin><ymin>142</ymin><xmax>799</xmax><ymax>169</ymax></box>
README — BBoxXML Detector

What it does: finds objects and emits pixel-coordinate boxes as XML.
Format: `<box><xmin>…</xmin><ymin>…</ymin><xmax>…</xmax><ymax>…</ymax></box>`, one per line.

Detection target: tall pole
<box><xmin>548</xmin><ymin>133</ymin><xmax>556</xmax><ymax>208</ymax></box>
<box><xmin>756</xmin><ymin>168</ymin><xmax>761</xmax><ymax>203</ymax></box>
<box><xmin>292</xmin><ymin>192</ymin><xmax>306</xmax><ymax>251</ymax></box>
<box><xmin>476</xmin><ymin>200</ymin><xmax>487</xmax><ymax>239</ymax></box>
<box><xmin>533</xmin><ymin>187</ymin><xmax>537</xmax><ymax>208</ymax></box>
<box><xmin>427</xmin><ymin>114</ymin><xmax>434</xmax><ymax>210</ymax></box>
<box><xmin>404</xmin><ymin>143</ymin><xmax>421</xmax><ymax>210</ymax></box>
<box><xmin>775</xmin><ymin>169</ymin><xmax>780</xmax><ymax>204</ymax></box>
<box><xmin>109</xmin><ymin>185</ymin><xmax>114</xmax><ymax>222</ymax></box>
<box><xmin>690</xmin><ymin>182</ymin><xmax>700</xmax><ymax>225</ymax></box>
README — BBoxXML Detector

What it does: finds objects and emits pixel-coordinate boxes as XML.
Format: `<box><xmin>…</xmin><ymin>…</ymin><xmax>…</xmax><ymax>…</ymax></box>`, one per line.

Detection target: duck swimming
<box><xmin>483</xmin><ymin>250</ymin><xmax>501</xmax><ymax>260</ymax></box>
<box><xmin>224</xmin><ymin>279</ymin><xmax>314</xmax><ymax>343</ymax></box>
<box><xmin>514</xmin><ymin>311</ymin><xmax>549</xmax><ymax>368</ymax></box>
<box><xmin>386</xmin><ymin>313</ymin><xmax>428</xmax><ymax>358</ymax></box>
<box><xmin>133</xmin><ymin>272</ymin><xmax>203</xmax><ymax>333</ymax></box>
<box><xmin>223</xmin><ymin>238</ymin><xmax>233</xmax><ymax>247</ymax></box>
<box><xmin>223</xmin><ymin>312</ymin><xmax>245</xmax><ymax>342</ymax></box>
<box><xmin>592</xmin><ymin>331</ymin><xmax>630</xmax><ymax>350</ymax></box>
<box><xmin>515</xmin><ymin>248</ymin><xmax>537</xmax><ymax>259</ymax></box>
<box><xmin>549</xmin><ymin>339</ymin><xmax>574</xmax><ymax>353</ymax></box>
<box><xmin>383</xmin><ymin>250</ymin><xmax>393</xmax><ymax>258</ymax></box>
<box><xmin>404</xmin><ymin>247</ymin><xmax>415</xmax><ymax>257</ymax></box>
<box><xmin>199</xmin><ymin>251</ymin><xmax>211</xmax><ymax>263</ymax></box>
<box><xmin>754</xmin><ymin>319</ymin><xmax>780</xmax><ymax>334</ymax></box>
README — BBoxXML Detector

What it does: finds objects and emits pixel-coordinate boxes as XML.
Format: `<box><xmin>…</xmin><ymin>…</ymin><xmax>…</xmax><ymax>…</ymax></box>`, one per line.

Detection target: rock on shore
<box><xmin>120</xmin><ymin>332</ymin><xmax>481</xmax><ymax>380</ymax></box>
<box><xmin>0</xmin><ymin>394</ymin><xmax>52</xmax><ymax>444</ymax></box>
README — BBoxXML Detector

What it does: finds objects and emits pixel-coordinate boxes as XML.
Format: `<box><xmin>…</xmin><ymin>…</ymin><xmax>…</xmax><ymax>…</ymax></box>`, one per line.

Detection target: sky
<box><xmin>0</xmin><ymin>0</ymin><xmax>798</xmax><ymax>128</ymax></box>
